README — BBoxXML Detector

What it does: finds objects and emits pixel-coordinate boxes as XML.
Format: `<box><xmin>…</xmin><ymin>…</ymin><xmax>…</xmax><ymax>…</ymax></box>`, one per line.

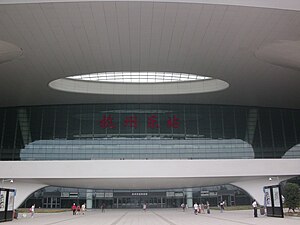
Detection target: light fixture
<box><xmin>268</xmin><ymin>176</ymin><xmax>280</xmax><ymax>183</ymax></box>
<box><xmin>1</xmin><ymin>178</ymin><xmax>13</xmax><ymax>184</ymax></box>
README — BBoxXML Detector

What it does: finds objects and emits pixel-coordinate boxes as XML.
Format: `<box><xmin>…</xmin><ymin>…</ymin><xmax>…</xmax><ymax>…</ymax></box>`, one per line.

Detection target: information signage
<box><xmin>264</xmin><ymin>188</ymin><xmax>272</xmax><ymax>207</ymax></box>
<box><xmin>100</xmin><ymin>114</ymin><xmax>181</xmax><ymax>130</ymax></box>
<box><xmin>7</xmin><ymin>191</ymin><xmax>14</xmax><ymax>211</ymax></box>
<box><xmin>132</xmin><ymin>193</ymin><xmax>148</xmax><ymax>196</ymax></box>
<box><xmin>0</xmin><ymin>191</ymin><xmax>6</xmax><ymax>212</ymax></box>
<box><xmin>174</xmin><ymin>192</ymin><xmax>184</xmax><ymax>197</ymax></box>
<box><xmin>61</xmin><ymin>192</ymin><xmax>70</xmax><ymax>198</ymax></box>
<box><xmin>200</xmin><ymin>191</ymin><xmax>209</xmax><ymax>197</ymax></box>
<box><xmin>264</xmin><ymin>185</ymin><xmax>284</xmax><ymax>218</ymax></box>
<box><xmin>95</xmin><ymin>193</ymin><xmax>105</xmax><ymax>198</ymax></box>
<box><xmin>166</xmin><ymin>192</ymin><xmax>174</xmax><ymax>197</ymax></box>
<box><xmin>69</xmin><ymin>192</ymin><xmax>78</xmax><ymax>198</ymax></box>
<box><xmin>0</xmin><ymin>189</ymin><xmax>15</xmax><ymax>222</ymax></box>
<box><xmin>104</xmin><ymin>192</ymin><xmax>113</xmax><ymax>198</ymax></box>
<box><xmin>272</xmin><ymin>187</ymin><xmax>280</xmax><ymax>207</ymax></box>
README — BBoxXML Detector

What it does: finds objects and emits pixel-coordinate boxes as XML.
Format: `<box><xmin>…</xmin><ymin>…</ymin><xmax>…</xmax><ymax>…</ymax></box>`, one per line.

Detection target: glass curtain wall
<box><xmin>21</xmin><ymin>185</ymin><xmax>252</xmax><ymax>209</ymax></box>
<box><xmin>0</xmin><ymin>104</ymin><xmax>299</xmax><ymax>160</ymax></box>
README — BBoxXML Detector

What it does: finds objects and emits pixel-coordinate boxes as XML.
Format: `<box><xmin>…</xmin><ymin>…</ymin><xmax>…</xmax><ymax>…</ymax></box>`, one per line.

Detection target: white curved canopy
<box><xmin>1</xmin><ymin>159</ymin><xmax>299</xmax><ymax>207</ymax></box>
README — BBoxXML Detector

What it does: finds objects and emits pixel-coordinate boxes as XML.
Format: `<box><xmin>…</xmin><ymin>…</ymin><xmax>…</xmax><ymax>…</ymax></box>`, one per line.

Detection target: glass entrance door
<box><xmin>43</xmin><ymin>197</ymin><xmax>61</xmax><ymax>208</ymax></box>
<box><xmin>95</xmin><ymin>199</ymin><xmax>113</xmax><ymax>209</ymax></box>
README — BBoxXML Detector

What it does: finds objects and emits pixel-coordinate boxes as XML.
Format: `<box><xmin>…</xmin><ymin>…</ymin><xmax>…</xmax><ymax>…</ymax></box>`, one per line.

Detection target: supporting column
<box><xmin>86</xmin><ymin>189</ymin><xmax>93</xmax><ymax>209</ymax></box>
<box><xmin>1</xmin><ymin>180</ymin><xmax>47</xmax><ymax>209</ymax></box>
<box><xmin>185</xmin><ymin>188</ymin><xmax>193</xmax><ymax>208</ymax></box>
<box><xmin>231</xmin><ymin>176</ymin><xmax>293</xmax><ymax>205</ymax></box>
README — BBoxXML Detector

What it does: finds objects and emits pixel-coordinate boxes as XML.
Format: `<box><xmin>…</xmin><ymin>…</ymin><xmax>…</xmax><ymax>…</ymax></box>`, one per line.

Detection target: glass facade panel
<box><xmin>21</xmin><ymin>184</ymin><xmax>251</xmax><ymax>209</ymax></box>
<box><xmin>41</xmin><ymin>107</ymin><xmax>55</xmax><ymax>140</ymax></box>
<box><xmin>78</xmin><ymin>105</ymin><xmax>94</xmax><ymax>138</ymax></box>
<box><xmin>282</xmin><ymin>110</ymin><xmax>296</xmax><ymax>149</ymax></box>
<box><xmin>185</xmin><ymin>105</ymin><xmax>198</xmax><ymax>136</ymax></box>
<box><xmin>67</xmin><ymin>105</ymin><xmax>81</xmax><ymax>140</ymax></box>
<box><xmin>0</xmin><ymin>109</ymin><xmax>5</xmax><ymax>152</ymax></box>
<box><xmin>211</xmin><ymin>106</ymin><xmax>223</xmax><ymax>139</ymax></box>
<box><xmin>54</xmin><ymin>107</ymin><xmax>68</xmax><ymax>139</ymax></box>
<box><xmin>222</xmin><ymin>106</ymin><xmax>235</xmax><ymax>139</ymax></box>
<box><xmin>198</xmin><ymin>105</ymin><xmax>210</xmax><ymax>139</ymax></box>
<box><xmin>0</xmin><ymin>103</ymin><xmax>299</xmax><ymax>161</ymax></box>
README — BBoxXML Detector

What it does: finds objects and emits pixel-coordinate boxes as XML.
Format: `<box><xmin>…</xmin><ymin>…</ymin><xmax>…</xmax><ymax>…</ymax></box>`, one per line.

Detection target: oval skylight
<box><xmin>67</xmin><ymin>72</ymin><xmax>212</xmax><ymax>83</ymax></box>
<box><xmin>49</xmin><ymin>71</ymin><xmax>229</xmax><ymax>95</ymax></box>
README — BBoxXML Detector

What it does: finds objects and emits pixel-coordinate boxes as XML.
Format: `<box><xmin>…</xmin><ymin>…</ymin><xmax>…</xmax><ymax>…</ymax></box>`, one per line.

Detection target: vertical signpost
<box><xmin>264</xmin><ymin>185</ymin><xmax>284</xmax><ymax>218</ymax></box>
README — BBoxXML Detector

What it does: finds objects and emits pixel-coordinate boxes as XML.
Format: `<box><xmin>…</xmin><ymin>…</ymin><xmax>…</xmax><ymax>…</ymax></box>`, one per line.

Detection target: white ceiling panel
<box><xmin>148</xmin><ymin>2</ymin><xmax>166</xmax><ymax>70</ymax></box>
<box><xmin>116</xmin><ymin>2</ymin><xmax>131</xmax><ymax>71</ymax></box>
<box><xmin>0</xmin><ymin>1</ymin><xmax>299</xmax><ymax>108</ymax></box>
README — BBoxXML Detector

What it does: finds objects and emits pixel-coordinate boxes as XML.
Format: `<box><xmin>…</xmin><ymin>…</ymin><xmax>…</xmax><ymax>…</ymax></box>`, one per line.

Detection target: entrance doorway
<box><xmin>113</xmin><ymin>196</ymin><xmax>166</xmax><ymax>208</ymax></box>
<box><xmin>95</xmin><ymin>199</ymin><xmax>113</xmax><ymax>209</ymax></box>
<box><xmin>217</xmin><ymin>194</ymin><xmax>235</xmax><ymax>206</ymax></box>
<box><xmin>43</xmin><ymin>197</ymin><xmax>60</xmax><ymax>208</ymax></box>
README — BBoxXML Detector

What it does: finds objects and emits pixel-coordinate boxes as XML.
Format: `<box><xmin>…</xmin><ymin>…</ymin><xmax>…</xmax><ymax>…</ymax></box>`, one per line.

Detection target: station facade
<box><xmin>1</xmin><ymin>103</ymin><xmax>299</xmax><ymax>161</ymax></box>
<box><xmin>1</xmin><ymin>103</ymin><xmax>299</xmax><ymax>208</ymax></box>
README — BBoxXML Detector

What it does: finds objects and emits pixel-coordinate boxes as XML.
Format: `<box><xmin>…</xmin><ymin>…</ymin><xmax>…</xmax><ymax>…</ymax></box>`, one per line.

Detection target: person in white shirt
<box><xmin>30</xmin><ymin>204</ymin><xmax>35</xmax><ymax>218</ymax></box>
<box><xmin>219</xmin><ymin>201</ymin><xmax>225</xmax><ymax>212</ymax></box>
<box><xmin>81</xmin><ymin>203</ymin><xmax>86</xmax><ymax>215</ymax></box>
<box><xmin>143</xmin><ymin>203</ymin><xmax>147</xmax><ymax>212</ymax></box>
<box><xmin>252</xmin><ymin>200</ymin><xmax>258</xmax><ymax>217</ymax></box>
<box><xmin>193</xmin><ymin>203</ymin><xmax>198</xmax><ymax>215</ymax></box>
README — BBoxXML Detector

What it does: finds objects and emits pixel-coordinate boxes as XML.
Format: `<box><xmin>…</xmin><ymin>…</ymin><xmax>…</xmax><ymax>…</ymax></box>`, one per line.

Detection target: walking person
<box><xmin>181</xmin><ymin>203</ymin><xmax>185</xmax><ymax>211</ymax></box>
<box><xmin>30</xmin><ymin>204</ymin><xmax>35</xmax><ymax>218</ymax></box>
<box><xmin>81</xmin><ymin>203</ymin><xmax>86</xmax><ymax>215</ymax></box>
<box><xmin>201</xmin><ymin>203</ymin><xmax>205</xmax><ymax>214</ymax></box>
<box><xmin>206</xmin><ymin>201</ymin><xmax>210</xmax><ymax>214</ymax></box>
<box><xmin>185</xmin><ymin>203</ymin><xmax>189</xmax><ymax>211</ymax></box>
<box><xmin>252</xmin><ymin>199</ymin><xmax>258</xmax><ymax>217</ymax></box>
<box><xmin>76</xmin><ymin>204</ymin><xmax>81</xmax><ymax>215</ymax></box>
<box><xmin>193</xmin><ymin>202</ymin><xmax>198</xmax><ymax>215</ymax></box>
<box><xmin>143</xmin><ymin>203</ymin><xmax>147</xmax><ymax>212</ymax></box>
<box><xmin>71</xmin><ymin>203</ymin><xmax>77</xmax><ymax>215</ymax></box>
<box><xmin>101</xmin><ymin>203</ymin><xmax>106</xmax><ymax>213</ymax></box>
<box><xmin>219</xmin><ymin>201</ymin><xmax>225</xmax><ymax>213</ymax></box>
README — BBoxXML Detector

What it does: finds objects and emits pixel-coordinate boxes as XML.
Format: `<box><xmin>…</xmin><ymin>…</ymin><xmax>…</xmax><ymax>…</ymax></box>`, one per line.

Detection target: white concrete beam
<box><xmin>1</xmin><ymin>159</ymin><xmax>299</xmax><ymax>208</ymax></box>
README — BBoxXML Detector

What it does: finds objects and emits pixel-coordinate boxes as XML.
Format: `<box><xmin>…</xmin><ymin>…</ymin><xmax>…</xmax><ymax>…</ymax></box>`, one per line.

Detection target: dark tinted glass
<box><xmin>0</xmin><ymin>104</ymin><xmax>299</xmax><ymax>160</ymax></box>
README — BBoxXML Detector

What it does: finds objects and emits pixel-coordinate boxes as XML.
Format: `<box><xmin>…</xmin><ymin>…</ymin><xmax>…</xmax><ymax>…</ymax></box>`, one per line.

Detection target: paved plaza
<box><xmin>5</xmin><ymin>209</ymin><xmax>300</xmax><ymax>225</ymax></box>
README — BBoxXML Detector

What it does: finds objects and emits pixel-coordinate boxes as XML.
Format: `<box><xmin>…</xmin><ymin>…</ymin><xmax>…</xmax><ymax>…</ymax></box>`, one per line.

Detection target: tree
<box><xmin>283</xmin><ymin>183</ymin><xmax>300</xmax><ymax>212</ymax></box>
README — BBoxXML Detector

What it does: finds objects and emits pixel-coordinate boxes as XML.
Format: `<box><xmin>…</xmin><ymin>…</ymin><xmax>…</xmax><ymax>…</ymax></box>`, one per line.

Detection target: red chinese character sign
<box><xmin>167</xmin><ymin>115</ymin><xmax>180</xmax><ymax>128</ymax></box>
<box><xmin>100</xmin><ymin>114</ymin><xmax>116</xmax><ymax>129</ymax></box>
<box><xmin>147</xmin><ymin>115</ymin><xmax>159</xmax><ymax>129</ymax></box>
<box><xmin>124</xmin><ymin>116</ymin><xmax>138</xmax><ymax>128</ymax></box>
<box><xmin>99</xmin><ymin>114</ymin><xmax>180</xmax><ymax>130</ymax></box>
